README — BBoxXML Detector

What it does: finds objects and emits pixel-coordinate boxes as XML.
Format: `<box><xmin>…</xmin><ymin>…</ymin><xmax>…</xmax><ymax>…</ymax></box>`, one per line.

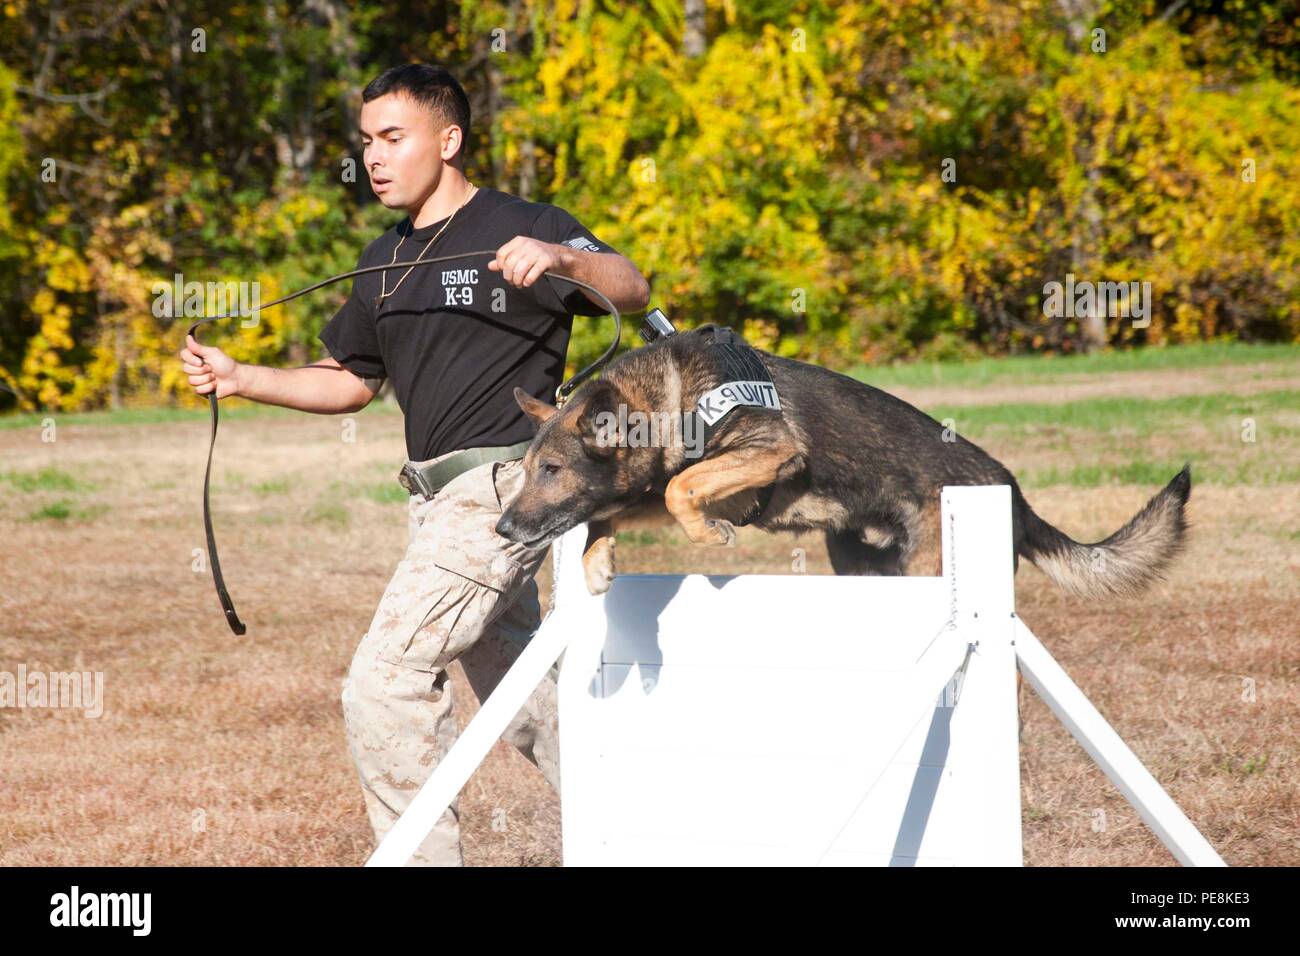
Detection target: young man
<box><xmin>179</xmin><ymin>63</ymin><xmax>650</xmax><ymax>865</ymax></box>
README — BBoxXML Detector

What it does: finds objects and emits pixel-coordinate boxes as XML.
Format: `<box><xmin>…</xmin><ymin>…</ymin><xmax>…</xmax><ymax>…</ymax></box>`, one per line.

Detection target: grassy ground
<box><xmin>0</xmin><ymin>342</ymin><xmax>1295</xmax><ymax>866</ymax></box>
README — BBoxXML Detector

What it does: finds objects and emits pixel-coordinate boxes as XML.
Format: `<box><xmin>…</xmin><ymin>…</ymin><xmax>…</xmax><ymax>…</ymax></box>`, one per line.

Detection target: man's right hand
<box><xmin>180</xmin><ymin>333</ymin><xmax>240</xmax><ymax>399</ymax></box>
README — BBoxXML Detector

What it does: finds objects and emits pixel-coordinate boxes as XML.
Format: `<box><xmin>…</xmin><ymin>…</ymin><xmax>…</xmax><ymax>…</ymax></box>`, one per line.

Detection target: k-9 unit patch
<box><xmin>696</xmin><ymin>380</ymin><xmax>782</xmax><ymax>426</ymax></box>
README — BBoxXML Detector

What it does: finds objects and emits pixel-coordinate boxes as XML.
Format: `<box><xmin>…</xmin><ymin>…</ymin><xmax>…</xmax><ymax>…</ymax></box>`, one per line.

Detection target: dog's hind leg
<box><xmin>824</xmin><ymin>528</ymin><xmax>904</xmax><ymax>575</ymax></box>
<box><xmin>898</xmin><ymin>497</ymin><xmax>944</xmax><ymax>577</ymax></box>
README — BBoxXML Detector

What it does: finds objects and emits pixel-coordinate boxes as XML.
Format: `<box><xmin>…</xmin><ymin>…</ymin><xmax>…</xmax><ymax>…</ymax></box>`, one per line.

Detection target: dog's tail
<box><xmin>1015</xmin><ymin>464</ymin><xmax>1192</xmax><ymax>599</ymax></box>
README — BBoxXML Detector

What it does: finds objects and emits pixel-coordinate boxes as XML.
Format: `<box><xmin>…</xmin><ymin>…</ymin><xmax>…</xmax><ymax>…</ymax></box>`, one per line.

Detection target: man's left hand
<box><xmin>489</xmin><ymin>237</ymin><xmax>566</xmax><ymax>289</ymax></box>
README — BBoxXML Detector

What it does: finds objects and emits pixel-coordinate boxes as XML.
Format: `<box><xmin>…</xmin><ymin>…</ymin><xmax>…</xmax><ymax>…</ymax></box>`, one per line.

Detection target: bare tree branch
<box><xmin>57</xmin><ymin>0</ymin><xmax>149</xmax><ymax>41</ymax></box>
<box><xmin>14</xmin><ymin>80</ymin><xmax>119</xmax><ymax>124</ymax></box>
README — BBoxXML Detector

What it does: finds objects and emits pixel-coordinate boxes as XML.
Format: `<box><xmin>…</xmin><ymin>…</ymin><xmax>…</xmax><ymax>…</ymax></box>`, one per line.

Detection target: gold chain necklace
<box><xmin>375</xmin><ymin>182</ymin><xmax>478</xmax><ymax>308</ymax></box>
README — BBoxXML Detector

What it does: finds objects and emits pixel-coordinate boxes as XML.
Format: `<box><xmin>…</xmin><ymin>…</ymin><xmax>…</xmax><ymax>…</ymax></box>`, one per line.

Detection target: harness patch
<box><xmin>691</xmin><ymin>324</ymin><xmax>781</xmax><ymax>436</ymax></box>
<box><xmin>696</xmin><ymin>380</ymin><xmax>781</xmax><ymax>426</ymax></box>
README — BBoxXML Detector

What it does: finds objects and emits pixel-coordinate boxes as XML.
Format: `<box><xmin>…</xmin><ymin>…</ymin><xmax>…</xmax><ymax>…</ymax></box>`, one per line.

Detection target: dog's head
<box><xmin>495</xmin><ymin>380</ymin><xmax>657</xmax><ymax>548</ymax></box>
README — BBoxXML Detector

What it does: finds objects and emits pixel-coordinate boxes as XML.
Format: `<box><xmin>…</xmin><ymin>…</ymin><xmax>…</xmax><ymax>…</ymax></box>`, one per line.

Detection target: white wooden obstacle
<box><xmin>367</xmin><ymin>485</ymin><xmax>1225</xmax><ymax>867</ymax></box>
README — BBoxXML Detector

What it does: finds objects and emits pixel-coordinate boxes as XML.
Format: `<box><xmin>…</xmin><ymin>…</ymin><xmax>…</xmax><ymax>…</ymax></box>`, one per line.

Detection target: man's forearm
<box><xmin>235</xmin><ymin>363</ymin><xmax>368</xmax><ymax>414</ymax></box>
<box><xmin>552</xmin><ymin>247</ymin><xmax>651</xmax><ymax>313</ymax></box>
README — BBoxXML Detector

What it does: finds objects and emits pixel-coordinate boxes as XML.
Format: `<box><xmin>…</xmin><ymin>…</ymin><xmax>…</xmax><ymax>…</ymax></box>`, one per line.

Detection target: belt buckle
<box><xmin>398</xmin><ymin>463</ymin><xmax>427</xmax><ymax>497</ymax></box>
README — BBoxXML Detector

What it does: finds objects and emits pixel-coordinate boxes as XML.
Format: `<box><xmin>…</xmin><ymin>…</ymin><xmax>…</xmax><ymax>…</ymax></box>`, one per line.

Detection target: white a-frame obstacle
<box><xmin>367</xmin><ymin>485</ymin><xmax>1225</xmax><ymax>867</ymax></box>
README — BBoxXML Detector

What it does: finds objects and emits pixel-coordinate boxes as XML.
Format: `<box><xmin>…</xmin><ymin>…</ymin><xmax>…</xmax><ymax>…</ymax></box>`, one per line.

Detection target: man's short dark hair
<box><xmin>363</xmin><ymin>64</ymin><xmax>471</xmax><ymax>160</ymax></box>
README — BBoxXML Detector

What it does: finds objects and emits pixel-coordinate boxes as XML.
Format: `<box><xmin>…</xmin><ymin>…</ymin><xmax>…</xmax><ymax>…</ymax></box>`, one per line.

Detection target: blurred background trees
<box><xmin>1</xmin><ymin>0</ymin><xmax>1296</xmax><ymax>412</ymax></box>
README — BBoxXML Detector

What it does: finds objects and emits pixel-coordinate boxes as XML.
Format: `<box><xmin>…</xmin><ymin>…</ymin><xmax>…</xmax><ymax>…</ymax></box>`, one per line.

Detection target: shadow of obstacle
<box><xmin>889</xmin><ymin>706</ymin><xmax>954</xmax><ymax>866</ymax></box>
<box><xmin>600</xmin><ymin>574</ymin><xmax>746</xmax><ymax>697</ymax></box>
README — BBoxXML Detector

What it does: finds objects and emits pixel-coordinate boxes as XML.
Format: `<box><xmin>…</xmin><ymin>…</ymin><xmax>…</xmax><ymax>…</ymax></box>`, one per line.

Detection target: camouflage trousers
<box><xmin>340</xmin><ymin>450</ymin><xmax>559</xmax><ymax>866</ymax></box>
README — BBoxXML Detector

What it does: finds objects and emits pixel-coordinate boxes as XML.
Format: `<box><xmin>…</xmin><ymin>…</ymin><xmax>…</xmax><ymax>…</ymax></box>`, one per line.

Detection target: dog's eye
<box><xmin>542</xmin><ymin>462</ymin><xmax>562</xmax><ymax>476</ymax></box>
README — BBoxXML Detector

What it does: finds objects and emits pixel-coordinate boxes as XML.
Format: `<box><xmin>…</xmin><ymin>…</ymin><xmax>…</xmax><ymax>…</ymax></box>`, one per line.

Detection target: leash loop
<box><xmin>185</xmin><ymin>249</ymin><xmax>622</xmax><ymax>634</ymax></box>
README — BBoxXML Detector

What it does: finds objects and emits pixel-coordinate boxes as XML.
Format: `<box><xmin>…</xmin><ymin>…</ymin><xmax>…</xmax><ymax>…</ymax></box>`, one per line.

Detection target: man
<box><xmin>178</xmin><ymin>63</ymin><xmax>650</xmax><ymax>865</ymax></box>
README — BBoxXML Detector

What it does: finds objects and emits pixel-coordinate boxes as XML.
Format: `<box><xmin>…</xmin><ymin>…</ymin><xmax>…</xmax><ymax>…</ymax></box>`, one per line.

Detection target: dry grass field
<box><xmin>1</xmin><ymin>341</ymin><xmax>1295</xmax><ymax>866</ymax></box>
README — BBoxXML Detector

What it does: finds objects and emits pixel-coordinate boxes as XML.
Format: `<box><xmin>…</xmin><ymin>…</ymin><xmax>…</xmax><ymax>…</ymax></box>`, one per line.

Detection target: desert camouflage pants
<box><xmin>340</xmin><ymin>450</ymin><xmax>559</xmax><ymax>866</ymax></box>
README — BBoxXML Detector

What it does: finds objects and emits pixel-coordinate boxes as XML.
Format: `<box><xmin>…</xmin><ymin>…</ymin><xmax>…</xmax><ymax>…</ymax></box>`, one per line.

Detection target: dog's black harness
<box><xmin>689</xmin><ymin>324</ymin><xmax>782</xmax><ymax>526</ymax></box>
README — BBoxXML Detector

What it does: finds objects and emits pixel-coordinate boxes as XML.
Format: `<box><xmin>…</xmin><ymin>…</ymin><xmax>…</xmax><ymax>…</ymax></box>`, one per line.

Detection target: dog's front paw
<box><xmin>703</xmin><ymin>517</ymin><xmax>737</xmax><ymax>547</ymax></box>
<box><xmin>583</xmin><ymin>536</ymin><xmax>617</xmax><ymax>594</ymax></box>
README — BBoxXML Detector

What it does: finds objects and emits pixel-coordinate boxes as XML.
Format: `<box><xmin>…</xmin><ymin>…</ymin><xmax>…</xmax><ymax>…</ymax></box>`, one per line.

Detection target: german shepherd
<box><xmin>496</xmin><ymin>324</ymin><xmax>1191</xmax><ymax>597</ymax></box>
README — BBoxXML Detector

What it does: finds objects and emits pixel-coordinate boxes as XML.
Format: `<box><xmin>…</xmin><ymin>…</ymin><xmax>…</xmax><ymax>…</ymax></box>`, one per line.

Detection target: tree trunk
<box><xmin>487</xmin><ymin>39</ymin><xmax>505</xmax><ymax>185</ymax></box>
<box><xmin>683</xmin><ymin>0</ymin><xmax>707</xmax><ymax>58</ymax></box>
<box><xmin>265</xmin><ymin>2</ymin><xmax>297</xmax><ymax>187</ymax></box>
<box><xmin>311</xmin><ymin>0</ymin><xmax>365</xmax><ymax>203</ymax></box>
<box><xmin>1057</xmin><ymin>0</ymin><xmax>1106</xmax><ymax>353</ymax></box>
<box><xmin>519</xmin><ymin>137</ymin><xmax>535</xmax><ymax>200</ymax></box>
<box><xmin>108</xmin><ymin>312</ymin><xmax>122</xmax><ymax>411</ymax></box>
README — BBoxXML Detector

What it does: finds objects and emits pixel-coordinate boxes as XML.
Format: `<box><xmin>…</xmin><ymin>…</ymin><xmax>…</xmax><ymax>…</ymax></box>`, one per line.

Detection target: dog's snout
<box><xmin>495</xmin><ymin>511</ymin><xmax>518</xmax><ymax>541</ymax></box>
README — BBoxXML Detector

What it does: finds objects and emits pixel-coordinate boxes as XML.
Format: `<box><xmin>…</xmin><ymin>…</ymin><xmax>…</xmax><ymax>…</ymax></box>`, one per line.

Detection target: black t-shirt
<box><xmin>318</xmin><ymin>186</ymin><xmax>618</xmax><ymax>461</ymax></box>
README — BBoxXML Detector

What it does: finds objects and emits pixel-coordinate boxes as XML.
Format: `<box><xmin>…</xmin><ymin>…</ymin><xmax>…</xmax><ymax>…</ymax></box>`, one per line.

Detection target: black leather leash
<box><xmin>185</xmin><ymin>249</ymin><xmax>621</xmax><ymax>635</ymax></box>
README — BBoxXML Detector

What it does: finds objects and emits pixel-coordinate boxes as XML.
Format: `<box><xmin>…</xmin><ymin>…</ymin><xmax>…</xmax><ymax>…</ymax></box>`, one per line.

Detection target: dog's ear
<box><xmin>514</xmin><ymin>387</ymin><xmax>557</xmax><ymax>430</ymax></box>
<box><xmin>576</xmin><ymin>379</ymin><xmax>625</xmax><ymax>458</ymax></box>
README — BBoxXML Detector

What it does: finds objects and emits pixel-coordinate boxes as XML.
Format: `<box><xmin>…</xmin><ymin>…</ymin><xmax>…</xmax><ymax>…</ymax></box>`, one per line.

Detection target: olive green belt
<box><xmin>397</xmin><ymin>440</ymin><xmax>532</xmax><ymax>498</ymax></box>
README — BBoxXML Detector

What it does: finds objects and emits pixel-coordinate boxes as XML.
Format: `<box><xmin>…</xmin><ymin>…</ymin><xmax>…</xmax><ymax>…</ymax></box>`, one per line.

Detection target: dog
<box><xmin>496</xmin><ymin>324</ymin><xmax>1191</xmax><ymax>598</ymax></box>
